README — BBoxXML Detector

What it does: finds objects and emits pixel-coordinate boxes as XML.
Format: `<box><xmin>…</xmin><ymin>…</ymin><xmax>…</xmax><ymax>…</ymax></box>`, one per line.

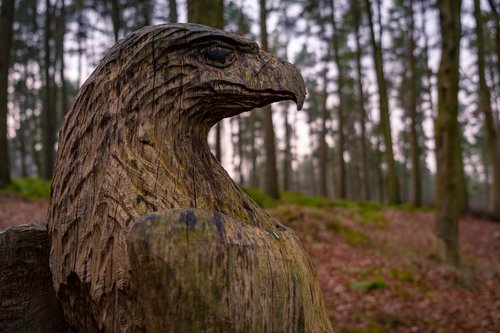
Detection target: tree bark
<box><xmin>406</xmin><ymin>0</ymin><xmax>422</xmax><ymax>207</ymax></box>
<box><xmin>283</xmin><ymin>105</ymin><xmax>291</xmax><ymax>191</ymax></box>
<box><xmin>110</xmin><ymin>0</ymin><xmax>121</xmax><ymax>42</ymax></box>
<box><xmin>249</xmin><ymin>114</ymin><xmax>259</xmax><ymax>188</ymax></box>
<box><xmin>42</xmin><ymin>0</ymin><xmax>56</xmax><ymax>181</ymax></box>
<box><xmin>0</xmin><ymin>0</ymin><xmax>14</xmax><ymax>187</ymax></box>
<box><xmin>57</xmin><ymin>0</ymin><xmax>68</xmax><ymax>120</ymax></box>
<box><xmin>352</xmin><ymin>0</ymin><xmax>370</xmax><ymax>201</ymax></box>
<box><xmin>487</xmin><ymin>0</ymin><xmax>500</xmax><ymax>93</ymax></box>
<box><xmin>319</xmin><ymin>66</ymin><xmax>329</xmax><ymax>197</ymax></box>
<box><xmin>364</xmin><ymin>0</ymin><xmax>401</xmax><ymax>204</ymax></box>
<box><xmin>328</xmin><ymin>0</ymin><xmax>346</xmax><ymax>199</ymax></box>
<box><xmin>169</xmin><ymin>0</ymin><xmax>178</xmax><ymax>22</ymax></box>
<box><xmin>474</xmin><ymin>0</ymin><xmax>500</xmax><ymax>218</ymax></box>
<box><xmin>187</xmin><ymin>0</ymin><xmax>224</xmax><ymax>163</ymax></box>
<box><xmin>0</xmin><ymin>223</ymin><xmax>69</xmax><ymax>332</ymax></box>
<box><xmin>435</xmin><ymin>0</ymin><xmax>462</xmax><ymax>266</ymax></box>
<box><xmin>260</xmin><ymin>0</ymin><xmax>280</xmax><ymax>199</ymax></box>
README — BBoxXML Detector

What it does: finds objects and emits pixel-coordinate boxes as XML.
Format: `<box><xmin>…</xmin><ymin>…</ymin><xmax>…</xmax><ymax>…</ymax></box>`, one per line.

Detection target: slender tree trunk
<box><xmin>352</xmin><ymin>0</ymin><xmax>370</xmax><ymax>201</ymax></box>
<box><xmin>42</xmin><ymin>0</ymin><xmax>56</xmax><ymax>181</ymax></box>
<box><xmin>487</xmin><ymin>0</ymin><xmax>500</xmax><ymax>92</ymax></box>
<box><xmin>110</xmin><ymin>0</ymin><xmax>121</xmax><ymax>42</ymax></box>
<box><xmin>364</xmin><ymin>0</ymin><xmax>401</xmax><ymax>204</ymax></box>
<box><xmin>319</xmin><ymin>67</ymin><xmax>329</xmax><ymax>197</ymax></box>
<box><xmin>435</xmin><ymin>0</ymin><xmax>462</xmax><ymax>266</ymax></box>
<box><xmin>328</xmin><ymin>0</ymin><xmax>346</xmax><ymax>199</ymax></box>
<box><xmin>58</xmin><ymin>0</ymin><xmax>68</xmax><ymax>119</ymax></box>
<box><xmin>236</xmin><ymin>115</ymin><xmax>244</xmax><ymax>184</ymax></box>
<box><xmin>283</xmin><ymin>106</ymin><xmax>291</xmax><ymax>191</ymax></box>
<box><xmin>375</xmin><ymin>125</ymin><xmax>385</xmax><ymax>202</ymax></box>
<box><xmin>18</xmin><ymin>110</ymin><xmax>28</xmax><ymax>178</ymax></box>
<box><xmin>142</xmin><ymin>0</ymin><xmax>151</xmax><ymax>26</ymax></box>
<box><xmin>169</xmin><ymin>0</ymin><xmax>178</xmax><ymax>22</ymax></box>
<box><xmin>474</xmin><ymin>0</ymin><xmax>500</xmax><ymax>218</ymax></box>
<box><xmin>0</xmin><ymin>0</ymin><xmax>15</xmax><ymax>187</ymax></box>
<box><xmin>406</xmin><ymin>0</ymin><xmax>422</xmax><ymax>206</ymax></box>
<box><xmin>259</xmin><ymin>0</ymin><xmax>280</xmax><ymax>199</ymax></box>
<box><xmin>249</xmin><ymin>114</ymin><xmax>258</xmax><ymax>188</ymax></box>
<box><xmin>187</xmin><ymin>0</ymin><xmax>224</xmax><ymax>163</ymax></box>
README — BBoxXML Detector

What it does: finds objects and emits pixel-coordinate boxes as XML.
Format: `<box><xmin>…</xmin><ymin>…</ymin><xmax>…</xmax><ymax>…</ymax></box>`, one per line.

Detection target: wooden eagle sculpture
<box><xmin>48</xmin><ymin>23</ymin><xmax>332</xmax><ymax>332</ymax></box>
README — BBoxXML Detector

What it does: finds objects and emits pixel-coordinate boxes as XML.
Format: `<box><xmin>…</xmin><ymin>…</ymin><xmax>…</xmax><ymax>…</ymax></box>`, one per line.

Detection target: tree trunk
<box><xmin>187</xmin><ymin>0</ymin><xmax>224</xmax><ymax>164</ymax></box>
<box><xmin>110</xmin><ymin>0</ymin><xmax>121</xmax><ymax>42</ymax></box>
<box><xmin>142</xmin><ymin>0</ymin><xmax>151</xmax><ymax>26</ymax></box>
<box><xmin>0</xmin><ymin>0</ymin><xmax>14</xmax><ymax>187</ymax></box>
<box><xmin>487</xmin><ymin>0</ymin><xmax>500</xmax><ymax>92</ymax></box>
<box><xmin>352</xmin><ymin>0</ymin><xmax>370</xmax><ymax>201</ymax></box>
<box><xmin>259</xmin><ymin>0</ymin><xmax>280</xmax><ymax>199</ymax></box>
<box><xmin>169</xmin><ymin>0</ymin><xmax>178</xmax><ymax>22</ymax></box>
<box><xmin>58</xmin><ymin>0</ymin><xmax>68</xmax><ymax>120</ymax></box>
<box><xmin>0</xmin><ymin>223</ymin><xmax>69</xmax><ymax>332</ymax></box>
<box><xmin>249</xmin><ymin>114</ymin><xmax>259</xmax><ymax>188</ymax></box>
<box><xmin>42</xmin><ymin>0</ymin><xmax>56</xmax><ymax>181</ymax></box>
<box><xmin>283</xmin><ymin>105</ymin><xmax>291</xmax><ymax>191</ymax></box>
<box><xmin>435</xmin><ymin>0</ymin><xmax>462</xmax><ymax>266</ymax></box>
<box><xmin>329</xmin><ymin>0</ymin><xmax>346</xmax><ymax>199</ymax></box>
<box><xmin>364</xmin><ymin>0</ymin><xmax>401</xmax><ymax>204</ymax></box>
<box><xmin>474</xmin><ymin>0</ymin><xmax>500</xmax><ymax>218</ymax></box>
<box><xmin>406</xmin><ymin>0</ymin><xmax>422</xmax><ymax>207</ymax></box>
<box><xmin>319</xmin><ymin>66</ymin><xmax>329</xmax><ymax>197</ymax></box>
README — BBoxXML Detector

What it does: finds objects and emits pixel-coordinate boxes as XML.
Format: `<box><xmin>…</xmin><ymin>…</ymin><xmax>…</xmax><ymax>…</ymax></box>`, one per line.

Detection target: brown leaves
<box><xmin>270</xmin><ymin>205</ymin><xmax>500</xmax><ymax>332</ymax></box>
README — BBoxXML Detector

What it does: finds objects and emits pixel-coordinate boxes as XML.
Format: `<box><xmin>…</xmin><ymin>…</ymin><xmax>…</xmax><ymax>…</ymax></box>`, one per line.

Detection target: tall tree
<box><xmin>42</xmin><ymin>0</ymin><xmax>57</xmax><ymax>180</ymax></box>
<box><xmin>187</xmin><ymin>0</ymin><xmax>224</xmax><ymax>162</ymax></box>
<box><xmin>364</xmin><ymin>0</ymin><xmax>401</xmax><ymax>204</ymax></box>
<box><xmin>474</xmin><ymin>0</ymin><xmax>500</xmax><ymax>218</ymax></box>
<box><xmin>352</xmin><ymin>0</ymin><xmax>370</xmax><ymax>200</ymax></box>
<box><xmin>318</xmin><ymin>65</ymin><xmax>329</xmax><ymax>197</ymax></box>
<box><xmin>328</xmin><ymin>0</ymin><xmax>346</xmax><ymax>198</ymax></box>
<box><xmin>406</xmin><ymin>0</ymin><xmax>422</xmax><ymax>206</ymax></box>
<box><xmin>259</xmin><ymin>0</ymin><xmax>280</xmax><ymax>199</ymax></box>
<box><xmin>487</xmin><ymin>0</ymin><xmax>500</xmax><ymax>91</ymax></box>
<box><xmin>110</xmin><ymin>0</ymin><xmax>122</xmax><ymax>42</ymax></box>
<box><xmin>0</xmin><ymin>0</ymin><xmax>15</xmax><ymax>187</ymax></box>
<box><xmin>435</xmin><ymin>0</ymin><xmax>462</xmax><ymax>266</ymax></box>
<box><xmin>169</xmin><ymin>0</ymin><xmax>177</xmax><ymax>22</ymax></box>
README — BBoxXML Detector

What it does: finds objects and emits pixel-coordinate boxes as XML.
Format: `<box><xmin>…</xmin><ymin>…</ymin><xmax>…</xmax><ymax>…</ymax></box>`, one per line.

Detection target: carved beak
<box><xmin>251</xmin><ymin>50</ymin><xmax>306</xmax><ymax>111</ymax></box>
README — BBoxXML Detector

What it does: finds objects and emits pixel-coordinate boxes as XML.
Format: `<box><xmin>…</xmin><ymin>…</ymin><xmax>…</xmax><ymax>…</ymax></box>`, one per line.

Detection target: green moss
<box><xmin>1</xmin><ymin>178</ymin><xmax>51</xmax><ymax>200</ymax></box>
<box><xmin>389</xmin><ymin>268</ymin><xmax>414</xmax><ymax>282</ymax></box>
<box><xmin>390</xmin><ymin>203</ymin><xmax>435</xmax><ymax>212</ymax></box>
<box><xmin>350</xmin><ymin>276</ymin><xmax>388</xmax><ymax>293</ymax></box>
<box><xmin>240</xmin><ymin>187</ymin><xmax>276</xmax><ymax>208</ymax></box>
<box><xmin>327</xmin><ymin>223</ymin><xmax>370</xmax><ymax>246</ymax></box>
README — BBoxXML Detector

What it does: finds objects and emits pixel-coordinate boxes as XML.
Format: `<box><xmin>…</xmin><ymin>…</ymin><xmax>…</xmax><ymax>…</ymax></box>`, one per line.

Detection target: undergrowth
<box><xmin>1</xmin><ymin>178</ymin><xmax>51</xmax><ymax>200</ymax></box>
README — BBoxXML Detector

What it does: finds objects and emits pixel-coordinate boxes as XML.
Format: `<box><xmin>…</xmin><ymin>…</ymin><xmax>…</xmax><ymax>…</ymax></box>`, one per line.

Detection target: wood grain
<box><xmin>48</xmin><ymin>23</ymin><xmax>330</xmax><ymax>332</ymax></box>
<box><xmin>0</xmin><ymin>223</ymin><xmax>69</xmax><ymax>333</ymax></box>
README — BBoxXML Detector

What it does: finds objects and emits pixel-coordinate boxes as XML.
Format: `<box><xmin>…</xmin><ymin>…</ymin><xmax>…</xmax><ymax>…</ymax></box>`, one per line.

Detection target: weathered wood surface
<box><xmin>48</xmin><ymin>23</ymin><xmax>331</xmax><ymax>332</ymax></box>
<box><xmin>128</xmin><ymin>209</ymin><xmax>332</xmax><ymax>332</ymax></box>
<box><xmin>0</xmin><ymin>223</ymin><xmax>69</xmax><ymax>333</ymax></box>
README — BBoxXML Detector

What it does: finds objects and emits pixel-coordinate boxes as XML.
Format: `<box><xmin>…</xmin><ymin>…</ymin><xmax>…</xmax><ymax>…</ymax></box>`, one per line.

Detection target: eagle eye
<box><xmin>204</xmin><ymin>47</ymin><xmax>235</xmax><ymax>68</ymax></box>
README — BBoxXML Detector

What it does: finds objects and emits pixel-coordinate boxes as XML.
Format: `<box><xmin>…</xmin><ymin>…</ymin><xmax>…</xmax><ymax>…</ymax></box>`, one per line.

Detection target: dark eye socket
<box><xmin>204</xmin><ymin>47</ymin><xmax>235</xmax><ymax>67</ymax></box>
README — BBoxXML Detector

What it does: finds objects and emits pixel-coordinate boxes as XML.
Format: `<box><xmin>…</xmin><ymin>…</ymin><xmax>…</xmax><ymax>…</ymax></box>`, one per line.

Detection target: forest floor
<box><xmin>1</xmin><ymin>193</ymin><xmax>499</xmax><ymax>333</ymax></box>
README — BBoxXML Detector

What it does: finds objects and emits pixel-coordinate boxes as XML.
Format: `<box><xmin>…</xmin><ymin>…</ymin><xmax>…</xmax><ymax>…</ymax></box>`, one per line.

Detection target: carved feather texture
<box><xmin>47</xmin><ymin>23</ymin><xmax>322</xmax><ymax>332</ymax></box>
